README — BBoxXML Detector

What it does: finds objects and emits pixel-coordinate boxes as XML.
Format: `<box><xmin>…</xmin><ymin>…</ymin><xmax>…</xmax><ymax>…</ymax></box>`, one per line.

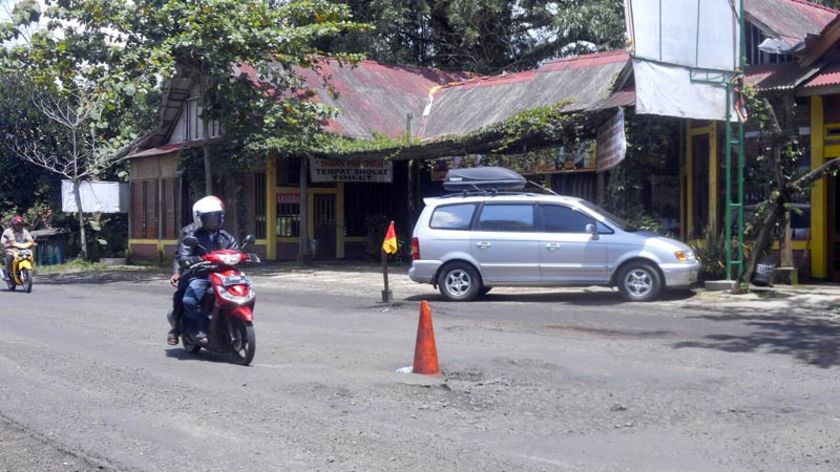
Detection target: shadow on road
<box><xmin>164</xmin><ymin>348</ymin><xmax>244</xmax><ymax>365</ymax></box>
<box><xmin>404</xmin><ymin>289</ymin><xmax>696</xmax><ymax>306</ymax></box>
<box><xmin>37</xmin><ymin>270</ymin><xmax>166</xmax><ymax>285</ymax></box>
<box><xmin>674</xmin><ymin>308</ymin><xmax>840</xmax><ymax>368</ymax></box>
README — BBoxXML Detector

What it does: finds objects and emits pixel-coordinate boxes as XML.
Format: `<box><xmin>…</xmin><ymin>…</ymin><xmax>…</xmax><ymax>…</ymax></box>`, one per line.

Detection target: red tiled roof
<box><xmin>745</xmin><ymin>62</ymin><xmax>813</xmax><ymax>91</ymax></box>
<box><xmin>804</xmin><ymin>63</ymin><xmax>840</xmax><ymax>88</ymax></box>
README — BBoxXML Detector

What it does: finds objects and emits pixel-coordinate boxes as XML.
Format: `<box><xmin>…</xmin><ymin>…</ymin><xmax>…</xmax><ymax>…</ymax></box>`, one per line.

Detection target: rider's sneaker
<box><xmin>195</xmin><ymin>331</ymin><xmax>209</xmax><ymax>345</ymax></box>
<box><xmin>166</xmin><ymin>330</ymin><xmax>179</xmax><ymax>346</ymax></box>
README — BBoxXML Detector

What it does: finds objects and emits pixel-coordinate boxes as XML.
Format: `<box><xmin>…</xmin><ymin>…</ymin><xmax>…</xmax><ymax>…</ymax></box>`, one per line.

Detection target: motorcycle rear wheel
<box><xmin>20</xmin><ymin>269</ymin><xmax>32</xmax><ymax>293</ymax></box>
<box><xmin>229</xmin><ymin>318</ymin><xmax>255</xmax><ymax>366</ymax></box>
<box><xmin>181</xmin><ymin>336</ymin><xmax>201</xmax><ymax>354</ymax></box>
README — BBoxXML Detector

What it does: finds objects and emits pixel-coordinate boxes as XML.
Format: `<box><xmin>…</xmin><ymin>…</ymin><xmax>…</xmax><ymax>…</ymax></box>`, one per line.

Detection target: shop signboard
<box><xmin>432</xmin><ymin>141</ymin><xmax>597</xmax><ymax>181</ymax></box>
<box><xmin>310</xmin><ymin>158</ymin><xmax>393</xmax><ymax>183</ymax></box>
<box><xmin>596</xmin><ymin>108</ymin><xmax>627</xmax><ymax>172</ymax></box>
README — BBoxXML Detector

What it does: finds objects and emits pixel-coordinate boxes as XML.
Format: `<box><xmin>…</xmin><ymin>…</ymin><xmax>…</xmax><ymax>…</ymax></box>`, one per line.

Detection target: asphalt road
<box><xmin>2</xmin><ymin>267</ymin><xmax>840</xmax><ymax>472</ymax></box>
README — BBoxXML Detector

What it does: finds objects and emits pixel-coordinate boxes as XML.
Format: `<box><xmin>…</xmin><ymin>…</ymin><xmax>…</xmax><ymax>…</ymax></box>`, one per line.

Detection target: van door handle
<box><xmin>545</xmin><ymin>243</ymin><xmax>560</xmax><ymax>251</ymax></box>
<box><xmin>476</xmin><ymin>241</ymin><xmax>492</xmax><ymax>250</ymax></box>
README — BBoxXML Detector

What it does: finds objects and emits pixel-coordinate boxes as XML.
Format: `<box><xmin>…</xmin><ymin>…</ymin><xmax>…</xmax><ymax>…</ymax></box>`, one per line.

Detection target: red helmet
<box><xmin>11</xmin><ymin>215</ymin><xmax>24</xmax><ymax>226</ymax></box>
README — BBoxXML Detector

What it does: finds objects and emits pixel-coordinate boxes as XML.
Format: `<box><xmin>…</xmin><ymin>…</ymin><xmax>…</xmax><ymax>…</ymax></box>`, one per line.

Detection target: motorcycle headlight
<box><xmin>217</xmin><ymin>253</ymin><xmax>242</xmax><ymax>266</ymax></box>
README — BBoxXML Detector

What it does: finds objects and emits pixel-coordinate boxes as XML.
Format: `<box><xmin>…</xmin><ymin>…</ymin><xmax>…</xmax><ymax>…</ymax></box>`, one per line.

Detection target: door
<box><xmin>313</xmin><ymin>194</ymin><xmax>337</xmax><ymax>259</ymax></box>
<box><xmin>538</xmin><ymin>204</ymin><xmax>609</xmax><ymax>283</ymax></box>
<box><xmin>470</xmin><ymin>203</ymin><xmax>540</xmax><ymax>284</ymax></box>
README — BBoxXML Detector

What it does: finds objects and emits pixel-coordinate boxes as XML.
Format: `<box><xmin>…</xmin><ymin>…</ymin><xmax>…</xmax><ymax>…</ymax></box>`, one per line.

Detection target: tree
<box><xmin>29</xmin><ymin>0</ymin><xmax>366</xmax><ymax>194</ymax></box>
<box><xmin>331</xmin><ymin>0</ymin><xmax>625</xmax><ymax>74</ymax></box>
<box><xmin>1</xmin><ymin>0</ymin><xmax>150</xmax><ymax>260</ymax></box>
<box><xmin>3</xmin><ymin>83</ymin><xmax>136</xmax><ymax>261</ymax></box>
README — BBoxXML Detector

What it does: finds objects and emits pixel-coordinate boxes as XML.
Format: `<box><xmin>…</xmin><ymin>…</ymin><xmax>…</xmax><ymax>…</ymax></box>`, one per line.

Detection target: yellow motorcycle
<box><xmin>5</xmin><ymin>241</ymin><xmax>35</xmax><ymax>293</ymax></box>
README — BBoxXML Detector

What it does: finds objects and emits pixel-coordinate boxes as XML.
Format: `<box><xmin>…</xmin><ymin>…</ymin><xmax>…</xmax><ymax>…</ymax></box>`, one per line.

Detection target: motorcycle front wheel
<box><xmin>229</xmin><ymin>318</ymin><xmax>255</xmax><ymax>366</ymax></box>
<box><xmin>20</xmin><ymin>269</ymin><xmax>32</xmax><ymax>293</ymax></box>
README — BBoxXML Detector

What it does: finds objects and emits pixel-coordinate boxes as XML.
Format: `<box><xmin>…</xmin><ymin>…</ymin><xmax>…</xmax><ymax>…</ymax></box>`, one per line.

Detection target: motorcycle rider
<box><xmin>166</xmin><ymin>220</ymin><xmax>200</xmax><ymax>346</ymax></box>
<box><xmin>178</xmin><ymin>196</ymin><xmax>239</xmax><ymax>345</ymax></box>
<box><xmin>2</xmin><ymin>216</ymin><xmax>34</xmax><ymax>282</ymax></box>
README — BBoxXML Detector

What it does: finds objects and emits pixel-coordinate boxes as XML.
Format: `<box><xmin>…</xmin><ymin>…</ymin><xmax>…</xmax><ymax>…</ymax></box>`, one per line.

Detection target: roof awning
<box><xmin>125</xmin><ymin>143</ymin><xmax>185</xmax><ymax>159</ymax></box>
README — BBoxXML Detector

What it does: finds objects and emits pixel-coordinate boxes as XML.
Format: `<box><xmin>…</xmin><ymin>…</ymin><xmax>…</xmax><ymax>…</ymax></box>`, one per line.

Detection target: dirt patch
<box><xmin>545</xmin><ymin>324</ymin><xmax>674</xmax><ymax>339</ymax></box>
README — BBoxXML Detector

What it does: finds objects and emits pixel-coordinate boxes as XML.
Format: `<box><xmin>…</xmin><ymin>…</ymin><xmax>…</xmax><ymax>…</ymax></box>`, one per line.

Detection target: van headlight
<box><xmin>675</xmin><ymin>251</ymin><xmax>696</xmax><ymax>262</ymax></box>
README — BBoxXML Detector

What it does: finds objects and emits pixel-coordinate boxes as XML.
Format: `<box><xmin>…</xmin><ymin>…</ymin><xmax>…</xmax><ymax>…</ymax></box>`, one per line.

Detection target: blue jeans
<box><xmin>182</xmin><ymin>278</ymin><xmax>212</xmax><ymax>334</ymax></box>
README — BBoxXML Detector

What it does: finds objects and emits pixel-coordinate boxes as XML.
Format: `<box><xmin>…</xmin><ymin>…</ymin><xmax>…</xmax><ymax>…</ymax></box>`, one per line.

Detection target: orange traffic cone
<box><xmin>412</xmin><ymin>300</ymin><xmax>441</xmax><ymax>377</ymax></box>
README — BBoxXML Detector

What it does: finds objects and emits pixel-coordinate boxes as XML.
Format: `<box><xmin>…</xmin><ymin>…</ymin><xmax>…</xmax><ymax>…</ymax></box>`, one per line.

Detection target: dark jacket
<box><xmin>177</xmin><ymin>227</ymin><xmax>240</xmax><ymax>273</ymax></box>
<box><xmin>172</xmin><ymin>222</ymin><xmax>201</xmax><ymax>276</ymax></box>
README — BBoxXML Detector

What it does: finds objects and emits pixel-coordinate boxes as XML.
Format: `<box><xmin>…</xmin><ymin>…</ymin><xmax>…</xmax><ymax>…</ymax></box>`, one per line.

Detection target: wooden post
<box><xmin>381</xmin><ymin>219</ymin><xmax>394</xmax><ymax>304</ymax></box>
<box><xmin>298</xmin><ymin>155</ymin><xmax>310</xmax><ymax>263</ymax></box>
<box><xmin>381</xmin><ymin>247</ymin><xmax>392</xmax><ymax>304</ymax></box>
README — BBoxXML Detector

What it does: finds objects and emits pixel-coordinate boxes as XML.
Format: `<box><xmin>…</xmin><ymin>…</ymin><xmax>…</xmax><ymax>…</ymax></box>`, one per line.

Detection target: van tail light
<box><xmin>412</xmin><ymin>237</ymin><xmax>420</xmax><ymax>260</ymax></box>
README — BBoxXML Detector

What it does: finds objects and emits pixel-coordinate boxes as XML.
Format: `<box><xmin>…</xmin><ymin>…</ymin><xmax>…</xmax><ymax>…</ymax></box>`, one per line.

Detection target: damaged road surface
<box><xmin>2</xmin><ymin>270</ymin><xmax>840</xmax><ymax>471</ymax></box>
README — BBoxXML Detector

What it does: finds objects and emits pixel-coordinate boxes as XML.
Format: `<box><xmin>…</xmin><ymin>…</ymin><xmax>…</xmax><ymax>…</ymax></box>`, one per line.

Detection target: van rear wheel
<box><xmin>437</xmin><ymin>262</ymin><xmax>480</xmax><ymax>301</ymax></box>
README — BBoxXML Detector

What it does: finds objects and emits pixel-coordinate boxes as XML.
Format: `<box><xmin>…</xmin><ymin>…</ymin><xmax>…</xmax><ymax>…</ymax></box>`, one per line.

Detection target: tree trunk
<box><xmin>201</xmin><ymin>73</ymin><xmax>213</xmax><ymax>195</ymax></box>
<box><xmin>73</xmin><ymin>179</ymin><xmax>88</xmax><ymax>261</ymax></box>
<box><xmin>734</xmin><ymin>157</ymin><xmax>840</xmax><ymax>292</ymax></box>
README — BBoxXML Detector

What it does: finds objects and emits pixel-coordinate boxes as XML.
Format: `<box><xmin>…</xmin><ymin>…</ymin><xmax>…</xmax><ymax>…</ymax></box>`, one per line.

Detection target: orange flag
<box><xmin>382</xmin><ymin>221</ymin><xmax>398</xmax><ymax>255</ymax></box>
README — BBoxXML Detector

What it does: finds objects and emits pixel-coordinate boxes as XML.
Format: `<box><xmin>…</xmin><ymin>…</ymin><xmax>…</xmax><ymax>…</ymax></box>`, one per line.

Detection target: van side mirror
<box><xmin>586</xmin><ymin>223</ymin><xmax>599</xmax><ymax>240</ymax></box>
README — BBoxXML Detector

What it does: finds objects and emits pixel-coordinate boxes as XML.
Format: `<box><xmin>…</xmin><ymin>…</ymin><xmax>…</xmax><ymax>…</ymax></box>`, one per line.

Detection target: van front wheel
<box><xmin>437</xmin><ymin>263</ymin><xmax>480</xmax><ymax>301</ymax></box>
<box><xmin>618</xmin><ymin>262</ymin><xmax>662</xmax><ymax>302</ymax></box>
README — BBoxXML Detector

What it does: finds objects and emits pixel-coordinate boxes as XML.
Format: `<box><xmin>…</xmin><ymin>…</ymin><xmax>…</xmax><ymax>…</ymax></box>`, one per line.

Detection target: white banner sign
<box><xmin>597</xmin><ymin>108</ymin><xmax>627</xmax><ymax>173</ymax></box>
<box><xmin>310</xmin><ymin>158</ymin><xmax>393</xmax><ymax>183</ymax></box>
<box><xmin>62</xmin><ymin>180</ymin><xmax>129</xmax><ymax>213</ymax></box>
<box><xmin>625</xmin><ymin>0</ymin><xmax>739</xmax><ymax>72</ymax></box>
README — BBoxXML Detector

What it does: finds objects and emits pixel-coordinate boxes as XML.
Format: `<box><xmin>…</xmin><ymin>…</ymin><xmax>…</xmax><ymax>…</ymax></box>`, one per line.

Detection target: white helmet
<box><xmin>192</xmin><ymin>196</ymin><xmax>225</xmax><ymax>230</ymax></box>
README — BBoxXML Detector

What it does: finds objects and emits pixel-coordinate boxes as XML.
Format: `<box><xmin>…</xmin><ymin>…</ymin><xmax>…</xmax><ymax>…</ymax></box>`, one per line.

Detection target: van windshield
<box><xmin>578</xmin><ymin>201</ymin><xmax>636</xmax><ymax>232</ymax></box>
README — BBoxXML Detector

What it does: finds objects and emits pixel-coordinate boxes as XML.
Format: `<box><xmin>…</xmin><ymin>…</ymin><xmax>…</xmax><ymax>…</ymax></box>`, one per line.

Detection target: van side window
<box><xmin>430</xmin><ymin>204</ymin><xmax>477</xmax><ymax>230</ymax></box>
<box><xmin>477</xmin><ymin>204</ymin><xmax>535</xmax><ymax>232</ymax></box>
<box><xmin>541</xmin><ymin>205</ymin><xmax>594</xmax><ymax>233</ymax></box>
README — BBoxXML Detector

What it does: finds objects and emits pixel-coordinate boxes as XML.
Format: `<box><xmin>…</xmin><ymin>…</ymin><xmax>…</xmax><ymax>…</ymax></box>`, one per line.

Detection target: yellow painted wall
<box><xmin>811</xmin><ymin>96</ymin><xmax>827</xmax><ymax>278</ymax></box>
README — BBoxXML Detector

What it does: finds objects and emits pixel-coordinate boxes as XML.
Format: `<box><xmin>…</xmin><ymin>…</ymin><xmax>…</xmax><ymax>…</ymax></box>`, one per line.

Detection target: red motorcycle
<box><xmin>179</xmin><ymin>235</ymin><xmax>260</xmax><ymax>365</ymax></box>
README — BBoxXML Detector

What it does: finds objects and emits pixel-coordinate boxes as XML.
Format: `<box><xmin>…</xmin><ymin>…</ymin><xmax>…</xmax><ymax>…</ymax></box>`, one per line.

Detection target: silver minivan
<box><xmin>408</xmin><ymin>168</ymin><xmax>700</xmax><ymax>302</ymax></box>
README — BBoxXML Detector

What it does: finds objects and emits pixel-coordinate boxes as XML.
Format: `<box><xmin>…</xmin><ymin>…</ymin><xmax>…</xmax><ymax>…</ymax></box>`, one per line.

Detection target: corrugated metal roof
<box><xmin>746</xmin><ymin>0</ymin><xmax>837</xmax><ymax>44</ymax></box>
<box><xmin>419</xmin><ymin>50</ymin><xmax>630</xmax><ymax>140</ymax></box>
<box><xmin>298</xmin><ymin>61</ymin><xmax>469</xmax><ymax>139</ymax></box>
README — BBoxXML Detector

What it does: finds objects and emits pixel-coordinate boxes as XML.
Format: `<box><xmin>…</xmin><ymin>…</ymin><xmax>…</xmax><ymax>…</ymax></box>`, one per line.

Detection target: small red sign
<box><xmin>277</xmin><ymin>193</ymin><xmax>300</xmax><ymax>204</ymax></box>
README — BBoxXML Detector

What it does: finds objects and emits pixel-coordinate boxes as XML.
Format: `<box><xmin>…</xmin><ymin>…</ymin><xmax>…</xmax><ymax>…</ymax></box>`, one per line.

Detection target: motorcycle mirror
<box><xmin>183</xmin><ymin>236</ymin><xmax>199</xmax><ymax>247</ymax></box>
<box><xmin>242</xmin><ymin>234</ymin><xmax>256</xmax><ymax>249</ymax></box>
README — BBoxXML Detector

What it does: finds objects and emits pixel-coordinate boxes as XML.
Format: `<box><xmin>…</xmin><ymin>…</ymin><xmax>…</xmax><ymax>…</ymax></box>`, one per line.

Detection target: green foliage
<box><xmin>605</xmin><ymin>112</ymin><xmax>679</xmax><ymax>229</ymax></box>
<box><xmin>810</xmin><ymin>0</ymin><xmax>840</xmax><ymax>9</ymax></box>
<box><xmin>689</xmin><ymin>229</ymin><xmax>753</xmax><ymax>281</ymax></box>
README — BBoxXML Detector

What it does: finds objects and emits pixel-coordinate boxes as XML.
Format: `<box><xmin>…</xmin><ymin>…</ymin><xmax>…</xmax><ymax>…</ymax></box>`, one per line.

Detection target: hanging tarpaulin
<box><xmin>634</xmin><ymin>60</ymin><xmax>736</xmax><ymax>121</ymax></box>
<box><xmin>596</xmin><ymin>108</ymin><xmax>627</xmax><ymax>173</ymax></box>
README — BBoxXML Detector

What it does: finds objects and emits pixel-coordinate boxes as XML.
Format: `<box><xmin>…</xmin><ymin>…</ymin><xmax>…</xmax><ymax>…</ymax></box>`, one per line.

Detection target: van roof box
<box><xmin>443</xmin><ymin>167</ymin><xmax>526</xmax><ymax>192</ymax></box>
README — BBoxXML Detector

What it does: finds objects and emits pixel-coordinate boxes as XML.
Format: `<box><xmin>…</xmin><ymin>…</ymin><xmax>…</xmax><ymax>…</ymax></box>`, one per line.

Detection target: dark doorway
<box><xmin>828</xmin><ymin>175</ymin><xmax>840</xmax><ymax>281</ymax></box>
<box><xmin>313</xmin><ymin>194</ymin><xmax>337</xmax><ymax>259</ymax></box>
<box><xmin>691</xmin><ymin>134</ymin><xmax>710</xmax><ymax>239</ymax></box>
